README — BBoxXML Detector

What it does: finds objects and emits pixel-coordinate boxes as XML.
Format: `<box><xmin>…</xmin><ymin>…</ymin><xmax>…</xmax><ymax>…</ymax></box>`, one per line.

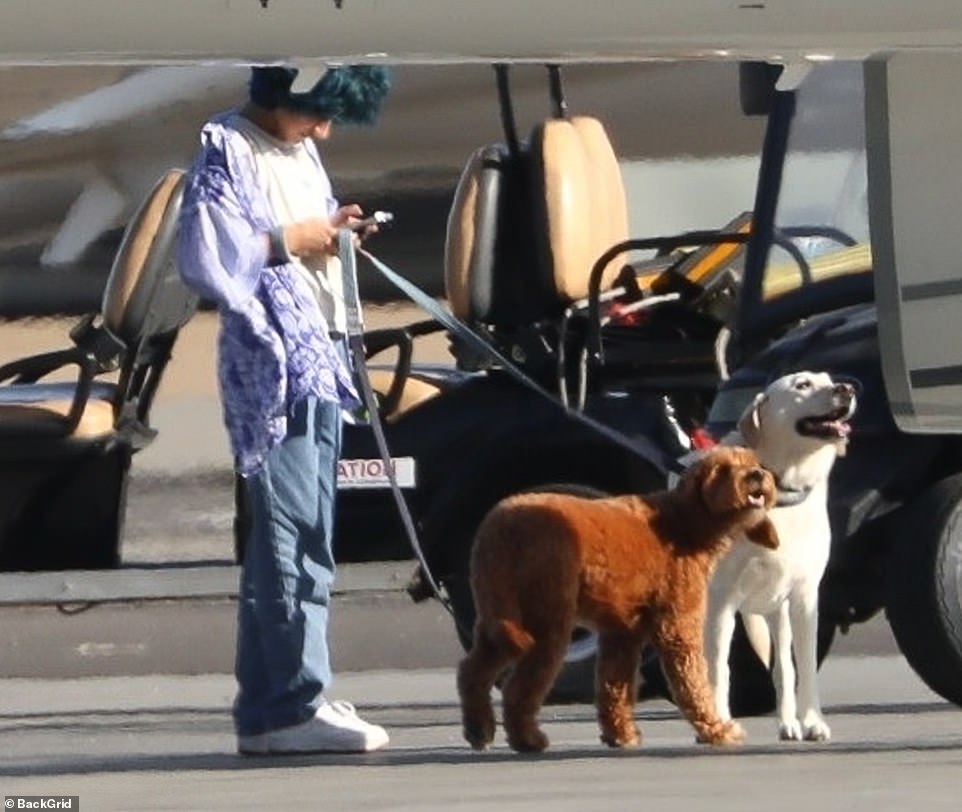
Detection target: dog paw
<box><xmin>717</xmin><ymin>719</ymin><xmax>746</xmax><ymax>744</ymax></box>
<box><xmin>462</xmin><ymin>721</ymin><xmax>495</xmax><ymax>751</ymax></box>
<box><xmin>601</xmin><ymin>727</ymin><xmax>641</xmax><ymax>749</ymax></box>
<box><xmin>696</xmin><ymin>719</ymin><xmax>745</xmax><ymax>745</ymax></box>
<box><xmin>464</xmin><ymin>734</ymin><xmax>492</xmax><ymax>751</ymax></box>
<box><xmin>778</xmin><ymin>719</ymin><xmax>804</xmax><ymax>741</ymax></box>
<box><xmin>507</xmin><ymin>728</ymin><xmax>549</xmax><ymax>753</ymax></box>
<box><xmin>726</xmin><ymin>720</ymin><xmax>747</xmax><ymax>742</ymax></box>
<box><xmin>802</xmin><ymin>715</ymin><xmax>831</xmax><ymax>742</ymax></box>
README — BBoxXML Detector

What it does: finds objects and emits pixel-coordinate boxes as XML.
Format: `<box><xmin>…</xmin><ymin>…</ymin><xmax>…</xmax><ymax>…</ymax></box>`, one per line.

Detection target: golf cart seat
<box><xmin>444</xmin><ymin>99</ymin><xmax>745</xmax><ymax>398</ymax></box>
<box><xmin>445</xmin><ymin>114</ymin><xmax>630</xmax><ymax>334</ymax></box>
<box><xmin>444</xmin><ymin>105</ymin><xmax>721</xmax><ymax>396</ymax></box>
<box><xmin>349</xmin><ymin>114</ymin><xmax>630</xmax><ymax>426</ymax></box>
<box><xmin>0</xmin><ymin>168</ymin><xmax>198</xmax><ymax>571</ymax></box>
<box><xmin>363</xmin><ymin>318</ymin><xmax>451</xmax><ymax>422</ymax></box>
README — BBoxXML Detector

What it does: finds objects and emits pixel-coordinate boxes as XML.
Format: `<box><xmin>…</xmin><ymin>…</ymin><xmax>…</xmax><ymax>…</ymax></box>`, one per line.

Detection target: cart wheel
<box><xmin>446</xmin><ymin>564</ymin><xmax>601</xmax><ymax>704</ymax></box>
<box><xmin>445</xmin><ymin>482</ymin><xmax>611</xmax><ymax>704</ymax></box>
<box><xmin>884</xmin><ymin>474</ymin><xmax>962</xmax><ymax>707</ymax></box>
<box><xmin>448</xmin><ymin>568</ymin><xmax>595</xmax><ymax>702</ymax></box>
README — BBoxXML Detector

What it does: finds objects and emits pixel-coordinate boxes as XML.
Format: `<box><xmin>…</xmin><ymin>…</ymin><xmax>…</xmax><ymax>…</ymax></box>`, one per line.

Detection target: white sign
<box><xmin>337</xmin><ymin>457</ymin><xmax>417</xmax><ymax>489</ymax></box>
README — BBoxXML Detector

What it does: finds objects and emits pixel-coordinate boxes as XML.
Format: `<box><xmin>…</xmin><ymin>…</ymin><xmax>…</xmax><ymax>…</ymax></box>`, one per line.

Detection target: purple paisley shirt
<box><xmin>177</xmin><ymin>111</ymin><xmax>360</xmax><ymax>476</ymax></box>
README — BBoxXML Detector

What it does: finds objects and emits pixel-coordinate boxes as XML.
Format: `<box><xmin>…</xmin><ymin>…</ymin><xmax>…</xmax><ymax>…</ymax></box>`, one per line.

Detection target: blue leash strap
<box><xmin>357</xmin><ymin>246</ymin><xmax>683</xmax><ymax>475</ymax></box>
<box><xmin>338</xmin><ymin>231</ymin><xmax>455</xmax><ymax>616</ymax></box>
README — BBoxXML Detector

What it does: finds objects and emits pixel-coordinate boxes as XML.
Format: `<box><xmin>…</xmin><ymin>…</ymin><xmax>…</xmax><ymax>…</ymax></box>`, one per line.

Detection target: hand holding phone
<box><xmin>351</xmin><ymin>210</ymin><xmax>394</xmax><ymax>232</ymax></box>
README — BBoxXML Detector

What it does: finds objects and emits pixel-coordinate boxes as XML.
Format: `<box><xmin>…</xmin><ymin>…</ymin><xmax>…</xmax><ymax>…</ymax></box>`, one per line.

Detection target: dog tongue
<box><xmin>832</xmin><ymin>421</ymin><xmax>852</xmax><ymax>437</ymax></box>
<box><xmin>811</xmin><ymin>416</ymin><xmax>851</xmax><ymax>438</ymax></box>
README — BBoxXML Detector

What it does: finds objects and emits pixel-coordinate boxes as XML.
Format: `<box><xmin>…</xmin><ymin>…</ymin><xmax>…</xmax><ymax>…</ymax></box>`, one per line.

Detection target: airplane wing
<box><xmin>0</xmin><ymin>0</ymin><xmax>960</xmax><ymax>65</ymax></box>
<box><xmin>0</xmin><ymin>61</ymin><xmax>758</xmax><ymax>274</ymax></box>
<box><xmin>1</xmin><ymin>0</ymin><xmax>962</xmax><ymax>432</ymax></box>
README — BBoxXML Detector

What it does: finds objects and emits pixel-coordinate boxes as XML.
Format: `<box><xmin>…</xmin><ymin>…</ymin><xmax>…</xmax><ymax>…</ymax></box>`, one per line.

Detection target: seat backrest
<box><xmin>100</xmin><ymin>168</ymin><xmax>197</xmax><ymax>349</ymax></box>
<box><xmin>100</xmin><ymin>168</ymin><xmax>199</xmax><ymax>425</ymax></box>
<box><xmin>530</xmin><ymin>116</ymin><xmax>630</xmax><ymax>302</ymax></box>
<box><xmin>444</xmin><ymin>115</ymin><xmax>629</xmax><ymax>326</ymax></box>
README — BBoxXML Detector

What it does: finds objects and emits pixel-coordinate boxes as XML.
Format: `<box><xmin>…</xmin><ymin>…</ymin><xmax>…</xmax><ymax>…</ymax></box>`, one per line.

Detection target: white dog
<box><xmin>704</xmin><ymin>371</ymin><xmax>856</xmax><ymax>741</ymax></box>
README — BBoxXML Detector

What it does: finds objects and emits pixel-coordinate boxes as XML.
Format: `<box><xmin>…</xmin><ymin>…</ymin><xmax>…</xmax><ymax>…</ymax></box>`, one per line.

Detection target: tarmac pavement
<box><xmin>1</xmin><ymin>654</ymin><xmax>960</xmax><ymax>812</ymax></box>
<box><xmin>2</xmin><ymin>310</ymin><xmax>961</xmax><ymax>811</ymax></box>
<box><xmin>0</xmin><ymin>544</ymin><xmax>953</xmax><ymax>812</ymax></box>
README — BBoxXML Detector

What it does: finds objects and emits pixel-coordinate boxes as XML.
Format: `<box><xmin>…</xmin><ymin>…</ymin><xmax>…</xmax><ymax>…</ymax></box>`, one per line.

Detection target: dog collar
<box><xmin>774</xmin><ymin>481</ymin><xmax>813</xmax><ymax>507</ymax></box>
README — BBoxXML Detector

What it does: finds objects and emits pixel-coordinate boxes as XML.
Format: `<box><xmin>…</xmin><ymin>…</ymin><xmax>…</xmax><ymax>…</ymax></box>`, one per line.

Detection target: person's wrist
<box><xmin>268</xmin><ymin>225</ymin><xmax>291</xmax><ymax>263</ymax></box>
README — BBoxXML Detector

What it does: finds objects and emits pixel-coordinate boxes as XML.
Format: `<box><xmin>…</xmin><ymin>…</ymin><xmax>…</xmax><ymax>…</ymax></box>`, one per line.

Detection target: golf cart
<box><xmin>244</xmin><ymin>60</ymin><xmax>962</xmax><ymax>713</ymax></box>
<box><xmin>697</xmin><ymin>62</ymin><xmax>962</xmax><ymax>711</ymax></box>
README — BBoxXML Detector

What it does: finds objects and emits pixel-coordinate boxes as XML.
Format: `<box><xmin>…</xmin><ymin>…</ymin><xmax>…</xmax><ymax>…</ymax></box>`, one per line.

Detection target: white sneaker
<box><xmin>238</xmin><ymin>701</ymin><xmax>389</xmax><ymax>755</ymax></box>
<box><xmin>237</xmin><ymin>731</ymin><xmax>270</xmax><ymax>755</ymax></box>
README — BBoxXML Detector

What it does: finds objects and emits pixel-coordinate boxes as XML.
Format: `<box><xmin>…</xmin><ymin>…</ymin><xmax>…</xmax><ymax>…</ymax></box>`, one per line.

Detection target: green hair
<box><xmin>249</xmin><ymin>65</ymin><xmax>391</xmax><ymax>125</ymax></box>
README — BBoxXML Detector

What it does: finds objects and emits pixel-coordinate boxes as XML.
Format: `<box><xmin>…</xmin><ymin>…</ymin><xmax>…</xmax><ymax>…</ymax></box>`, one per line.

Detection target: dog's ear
<box><xmin>744</xmin><ymin>516</ymin><xmax>779</xmax><ymax>549</ymax></box>
<box><xmin>737</xmin><ymin>393</ymin><xmax>767</xmax><ymax>448</ymax></box>
<box><xmin>677</xmin><ymin>459</ymin><xmax>706</xmax><ymax>505</ymax></box>
<box><xmin>692</xmin><ymin>456</ymin><xmax>731</xmax><ymax>516</ymax></box>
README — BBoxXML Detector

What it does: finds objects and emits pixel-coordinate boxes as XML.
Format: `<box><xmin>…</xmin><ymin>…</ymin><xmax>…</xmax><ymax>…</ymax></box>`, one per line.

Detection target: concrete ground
<box><xmin>1</xmin><ymin>653</ymin><xmax>959</xmax><ymax>812</ymax></box>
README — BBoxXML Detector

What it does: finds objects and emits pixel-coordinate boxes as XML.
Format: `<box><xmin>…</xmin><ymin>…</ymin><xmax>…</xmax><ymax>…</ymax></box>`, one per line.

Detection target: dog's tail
<box><xmin>491</xmin><ymin>619</ymin><xmax>536</xmax><ymax>656</ymax></box>
<box><xmin>470</xmin><ymin>506</ymin><xmax>539</xmax><ymax>657</ymax></box>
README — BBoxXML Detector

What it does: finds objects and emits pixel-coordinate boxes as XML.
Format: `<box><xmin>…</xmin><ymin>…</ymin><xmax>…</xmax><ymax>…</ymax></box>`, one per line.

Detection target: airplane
<box><xmin>0</xmin><ymin>0</ymin><xmax>957</xmax><ymax>430</ymax></box>
<box><xmin>1</xmin><ymin>0</ymin><xmax>961</xmax><ymax>711</ymax></box>
<box><xmin>0</xmin><ymin>60</ymin><xmax>764</xmax><ymax>312</ymax></box>
<box><xmin>0</xmin><ymin>1</ymin><xmax>959</xmax><ymax>66</ymax></box>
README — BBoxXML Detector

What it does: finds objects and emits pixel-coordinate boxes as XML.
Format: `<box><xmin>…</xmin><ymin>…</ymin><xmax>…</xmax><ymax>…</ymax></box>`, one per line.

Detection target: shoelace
<box><xmin>322</xmin><ymin>700</ymin><xmax>359</xmax><ymax>719</ymax></box>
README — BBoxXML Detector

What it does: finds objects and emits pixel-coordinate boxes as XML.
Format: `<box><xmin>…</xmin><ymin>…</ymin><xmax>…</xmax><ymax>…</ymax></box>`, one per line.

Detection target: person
<box><xmin>177</xmin><ymin>64</ymin><xmax>392</xmax><ymax>755</ymax></box>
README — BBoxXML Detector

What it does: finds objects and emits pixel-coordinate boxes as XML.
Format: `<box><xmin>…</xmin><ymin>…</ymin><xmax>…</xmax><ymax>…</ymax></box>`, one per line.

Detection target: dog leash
<box><xmin>670</xmin><ymin>441</ymin><xmax>814</xmax><ymax>507</ymax></box>
<box><xmin>354</xmin><ymin>245</ymin><xmax>684</xmax><ymax>472</ymax></box>
<box><xmin>338</xmin><ymin>232</ymin><xmax>698</xmax><ymax>624</ymax></box>
<box><xmin>772</xmin><ymin>481</ymin><xmax>813</xmax><ymax>507</ymax></box>
<box><xmin>337</xmin><ymin>230</ymin><xmax>456</xmax><ymax>618</ymax></box>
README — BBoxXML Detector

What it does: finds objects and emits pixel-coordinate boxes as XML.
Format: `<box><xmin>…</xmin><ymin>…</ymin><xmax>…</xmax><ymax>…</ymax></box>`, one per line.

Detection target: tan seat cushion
<box><xmin>444</xmin><ymin>146</ymin><xmax>488</xmax><ymax>321</ymax></box>
<box><xmin>367</xmin><ymin>369</ymin><xmax>442</xmax><ymax>422</ymax></box>
<box><xmin>0</xmin><ymin>382</ymin><xmax>118</xmax><ymax>439</ymax></box>
<box><xmin>0</xmin><ymin>398</ymin><xmax>116</xmax><ymax>439</ymax></box>
<box><xmin>444</xmin><ymin>117</ymin><xmax>629</xmax><ymax>323</ymax></box>
<box><xmin>101</xmin><ymin>169</ymin><xmax>186</xmax><ymax>339</ymax></box>
<box><xmin>540</xmin><ymin>116</ymin><xmax>629</xmax><ymax>302</ymax></box>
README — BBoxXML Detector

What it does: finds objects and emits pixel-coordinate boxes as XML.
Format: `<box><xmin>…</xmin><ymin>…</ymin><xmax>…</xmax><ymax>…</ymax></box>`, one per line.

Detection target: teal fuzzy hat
<box><xmin>249</xmin><ymin>64</ymin><xmax>391</xmax><ymax>125</ymax></box>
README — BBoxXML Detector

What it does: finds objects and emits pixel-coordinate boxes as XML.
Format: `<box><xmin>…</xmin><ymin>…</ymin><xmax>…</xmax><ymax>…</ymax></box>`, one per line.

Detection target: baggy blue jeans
<box><xmin>233</xmin><ymin>396</ymin><xmax>341</xmax><ymax>736</ymax></box>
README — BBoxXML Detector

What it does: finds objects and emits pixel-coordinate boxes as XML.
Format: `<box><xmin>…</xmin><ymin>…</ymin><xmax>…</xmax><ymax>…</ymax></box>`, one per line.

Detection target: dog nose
<box><xmin>834</xmin><ymin>382</ymin><xmax>856</xmax><ymax>398</ymax></box>
<box><xmin>746</xmin><ymin>467</ymin><xmax>766</xmax><ymax>484</ymax></box>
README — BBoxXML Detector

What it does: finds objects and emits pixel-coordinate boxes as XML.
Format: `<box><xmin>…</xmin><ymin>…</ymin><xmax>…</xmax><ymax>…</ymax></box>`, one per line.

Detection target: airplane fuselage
<box><xmin>0</xmin><ymin>1</ymin><xmax>960</xmax><ymax>66</ymax></box>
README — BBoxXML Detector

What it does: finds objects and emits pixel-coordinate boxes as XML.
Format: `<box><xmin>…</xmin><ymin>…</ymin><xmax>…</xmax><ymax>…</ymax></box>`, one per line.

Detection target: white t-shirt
<box><xmin>232</xmin><ymin>112</ymin><xmax>346</xmax><ymax>333</ymax></box>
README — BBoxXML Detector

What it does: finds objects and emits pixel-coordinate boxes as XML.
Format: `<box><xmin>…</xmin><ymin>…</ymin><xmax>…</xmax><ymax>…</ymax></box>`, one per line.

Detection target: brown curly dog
<box><xmin>457</xmin><ymin>445</ymin><xmax>778</xmax><ymax>752</ymax></box>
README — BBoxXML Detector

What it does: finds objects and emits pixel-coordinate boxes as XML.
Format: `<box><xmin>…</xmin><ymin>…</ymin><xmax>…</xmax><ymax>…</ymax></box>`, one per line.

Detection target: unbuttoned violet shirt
<box><xmin>177</xmin><ymin>110</ymin><xmax>360</xmax><ymax>477</ymax></box>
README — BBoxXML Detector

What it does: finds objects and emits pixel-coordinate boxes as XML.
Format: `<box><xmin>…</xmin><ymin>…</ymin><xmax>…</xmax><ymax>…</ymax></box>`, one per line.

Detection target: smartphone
<box><xmin>351</xmin><ymin>211</ymin><xmax>394</xmax><ymax>231</ymax></box>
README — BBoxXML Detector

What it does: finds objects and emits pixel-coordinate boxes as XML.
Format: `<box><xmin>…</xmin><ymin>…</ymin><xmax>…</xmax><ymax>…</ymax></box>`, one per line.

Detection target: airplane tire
<box><xmin>884</xmin><ymin>474</ymin><xmax>962</xmax><ymax>707</ymax></box>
